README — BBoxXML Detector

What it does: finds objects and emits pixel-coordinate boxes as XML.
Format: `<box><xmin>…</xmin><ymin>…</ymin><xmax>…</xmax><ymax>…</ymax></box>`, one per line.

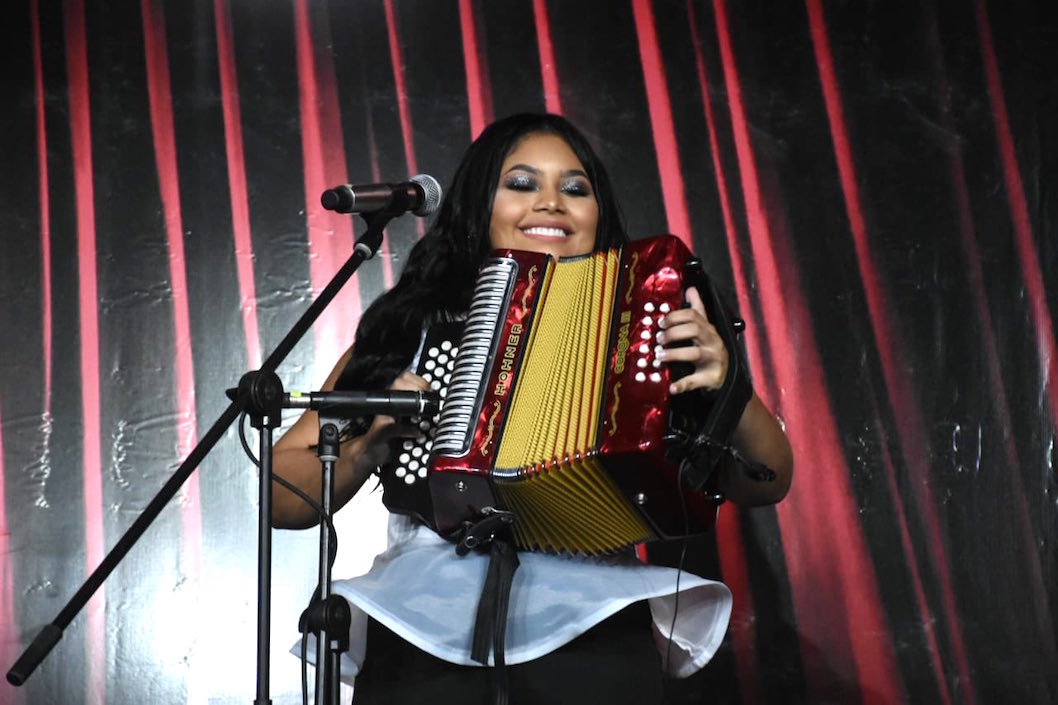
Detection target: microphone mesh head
<box><xmin>411</xmin><ymin>174</ymin><xmax>443</xmax><ymax>216</ymax></box>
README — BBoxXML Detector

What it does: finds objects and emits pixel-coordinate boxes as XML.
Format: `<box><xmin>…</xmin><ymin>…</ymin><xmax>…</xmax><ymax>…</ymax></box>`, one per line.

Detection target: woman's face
<box><xmin>488</xmin><ymin>132</ymin><xmax>599</xmax><ymax>259</ymax></box>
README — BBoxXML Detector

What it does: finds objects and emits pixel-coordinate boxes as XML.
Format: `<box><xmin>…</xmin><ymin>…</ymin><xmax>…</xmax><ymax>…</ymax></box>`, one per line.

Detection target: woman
<box><xmin>273</xmin><ymin>113</ymin><xmax>793</xmax><ymax>704</ymax></box>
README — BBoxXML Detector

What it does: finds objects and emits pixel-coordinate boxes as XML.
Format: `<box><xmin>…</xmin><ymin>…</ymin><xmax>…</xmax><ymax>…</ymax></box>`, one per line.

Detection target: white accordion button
<box><xmin>395</xmin><ymin>467</ymin><xmax>407</xmax><ymax>478</ymax></box>
<box><xmin>636</xmin><ymin>358</ymin><xmax>648</xmax><ymax>368</ymax></box>
<box><xmin>441</xmin><ymin>340</ymin><xmax>452</xmax><ymax>351</ymax></box>
<box><xmin>640</xmin><ymin>330</ymin><xmax>651</xmax><ymax>340</ymax></box>
<box><xmin>635</xmin><ymin>372</ymin><xmax>647</xmax><ymax>382</ymax></box>
<box><xmin>650</xmin><ymin>372</ymin><xmax>662</xmax><ymax>383</ymax></box>
<box><xmin>644</xmin><ymin>302</ymin><xmax>655</xmax><ymax>312</ymax></box>
<box><xmin>404</xmin><ymin>474</ymin><xmax>416</xmax><ymax>485</ymax></box>
<box><xmin>659</xmin><ymin>303</ymin><xmax>671</xmax><ymax>313</ymax></box>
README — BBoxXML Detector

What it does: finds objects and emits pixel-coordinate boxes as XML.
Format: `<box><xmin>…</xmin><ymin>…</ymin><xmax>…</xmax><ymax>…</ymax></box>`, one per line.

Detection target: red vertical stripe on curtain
<box><xmin>920</xmin><ymin>2</ymin><xmax>1058</xmax><ymax>674</ymax></box>
<box><xmin>0</xmin><ymin>404</ymin><xmax>23</xmax><ymax>705</ymax></box>
<box><xmin>974</xmin><ymin>0</ymin><xmax>1058</xmax><ymax>429</ymax></box>
<box><xmin>63</xmin><ymin>0</ymin><xmax>106</xmax><ymax>702</ymax></box>
<box><xmin>804</xmin><ymin>1</ymin><xmax>975</xmax><ymax>700</ymax></box>
<box><xmin>458</xmin><ymin>0</ymin><xmax>491</xmax><ymax>139</ymax></box>
<box><xmin>532</xmin><ymin>0</ymin><xmax>562</xmax><ymax>114</ymax></box>
<box><xmin>360</xmin><ymin>107</ymin><xmax>398</xmax><ymax>287</ymax></box>
<box><xmin>631</xmin><ymin>0</ymin><xmax>692</xmax><ymax>247</ymax></box>
<box><xmin>685</xmin><ymin>2</ymin><xmax>763</xmax><ymax>700</ymax></box>
<box><xmin>33</xmin><ymin>0</ymin><xmax>53</xmax><ymax>405</ymax></box>
<box><xmin>139</xmin><ymin>8</ymin><xmax>204</xmax><ymax>702</ymax></box>
<box><xmin>384</xmin><ymin>0</ymin><xmax>419</xmax><ymax>178</ymax></box>
<box><xmin>382</xmin><ymin>0</ymin><xmax>423</xmax><ymax>249</ymax></box>
<box><xmin>295</xmin><ymin>0</ymin><xmax>361</xmax><ymax>367</ymax></box>
<box><xmin>214</xmin><ymin>0</ymin><xmax>262</xmax><ymax>370</ymax></box>
<box><xmin>714</xmin><ymin>0</ymin><xmax>904</xmax><ymax>701</ymax></box>
<box><xmin>934</xmin><ymin>14</ymin><xmax>1058</xmax><ymax>665</ymax></box>
<box><xmin>871</xmin><ymin>396</ymin><xmax>953</xmax><ymax>705</ymax></box>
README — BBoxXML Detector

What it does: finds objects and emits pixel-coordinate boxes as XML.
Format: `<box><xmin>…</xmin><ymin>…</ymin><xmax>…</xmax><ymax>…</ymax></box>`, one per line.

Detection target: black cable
<box><xmin>237</xmin><ymin>410</ymin><xmax>341</xmax><ymax>703</ymax></box>
<box><xmin>664</xmin><ymin>458</ymin><xmax>695</xmax><ymax>674</ymax></box>
<box><xmin>237</xmin><ymin>411</ymin><xmax>339</xmax><ymax>564</ymax></box>
<box><xmin>300</xmin><ymin>622</ymin><xmax>310</xmax><ymax>705</ymax></box>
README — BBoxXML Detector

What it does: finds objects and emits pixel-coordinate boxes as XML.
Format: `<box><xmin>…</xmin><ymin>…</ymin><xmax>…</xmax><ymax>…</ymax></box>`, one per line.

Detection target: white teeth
<box><xmin>522</xmin><ymin>227</ymin><xmax>567</xmax><ymax>238</ymax></box>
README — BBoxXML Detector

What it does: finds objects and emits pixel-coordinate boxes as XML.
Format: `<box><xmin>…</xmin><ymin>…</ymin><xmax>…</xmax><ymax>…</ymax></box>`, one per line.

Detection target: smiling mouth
<box><xmin>521</xmin><ymin>226</ymin><xmax>568</xmax><ymax>238</ymax></box>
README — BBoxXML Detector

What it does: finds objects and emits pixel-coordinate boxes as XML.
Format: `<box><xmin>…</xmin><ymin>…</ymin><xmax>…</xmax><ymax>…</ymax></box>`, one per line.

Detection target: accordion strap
<box><xmin>467</xmin><ymin>520</ymin><xmax>519</xmax><ymax>705</ymax></box>
<box><xmin>675</xmin><ymin>258</ymin><xmax>756</xmax><ymax>492</ymax></box>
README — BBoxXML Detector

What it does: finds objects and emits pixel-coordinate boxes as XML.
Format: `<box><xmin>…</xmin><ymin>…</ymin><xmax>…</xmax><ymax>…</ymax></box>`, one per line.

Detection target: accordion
<box><xmin>379</xmin><ymin>234</ymin><xmax>751</xmax><ymax>555</ymax></box>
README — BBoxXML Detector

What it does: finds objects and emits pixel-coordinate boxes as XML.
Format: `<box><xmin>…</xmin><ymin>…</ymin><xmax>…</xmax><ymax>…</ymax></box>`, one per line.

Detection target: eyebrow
<box><xmin>503</xmin><ymin>163</ymin><xmax>590</xmax><ymax>179</ymax></box>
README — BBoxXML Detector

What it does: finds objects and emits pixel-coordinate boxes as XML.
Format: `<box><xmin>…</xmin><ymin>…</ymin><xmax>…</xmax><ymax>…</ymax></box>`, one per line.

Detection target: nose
<box><xmin>533</xmin><ymin>186</ymin><xmax>564</xmax><ymax>213</ymax></box>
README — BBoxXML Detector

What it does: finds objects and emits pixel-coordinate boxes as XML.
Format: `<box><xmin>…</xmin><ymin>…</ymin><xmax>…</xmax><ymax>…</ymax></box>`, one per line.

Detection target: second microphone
<box><xmin>320</xmin><ymin>174</ymin><xmax>442</xmax><ymax>217</ymax></box>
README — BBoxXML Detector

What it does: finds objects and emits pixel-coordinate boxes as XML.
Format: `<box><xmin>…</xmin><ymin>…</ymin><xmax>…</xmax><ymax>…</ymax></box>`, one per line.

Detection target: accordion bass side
<box><xmin>405</xmin><ymin>234</ymin><xmax>751</xmax><ymax>555</ymax></box>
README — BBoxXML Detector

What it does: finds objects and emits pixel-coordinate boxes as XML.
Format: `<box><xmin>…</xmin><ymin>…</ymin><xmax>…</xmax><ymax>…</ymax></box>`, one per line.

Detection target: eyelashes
<box><xmin>503</xmin><ymin>174</ymin><xmax>537</xmax><ymax>191</ymax></box>
<box><xmin>502</xmin><ymin>173</ymin><xmax>593</xmax><ymax>197</ymax></box>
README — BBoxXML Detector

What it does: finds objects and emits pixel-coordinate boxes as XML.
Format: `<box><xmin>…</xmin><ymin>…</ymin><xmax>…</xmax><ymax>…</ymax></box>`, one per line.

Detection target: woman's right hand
<box><xmin>354</xmin><ymin>371</ymin><xmax>432</xmax><ymax>470</ymax></box>
<box><xmin>271</xmin><ymin>347</ymin><xmax>429</xmax><ymax>529</ymax></box>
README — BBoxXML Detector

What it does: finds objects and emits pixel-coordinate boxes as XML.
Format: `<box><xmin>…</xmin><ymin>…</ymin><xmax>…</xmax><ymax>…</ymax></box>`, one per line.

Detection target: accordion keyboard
<box><xmin>432</xmin><ymin>257</ymin><xmax>518</xmax><ymax>457</ymax></box>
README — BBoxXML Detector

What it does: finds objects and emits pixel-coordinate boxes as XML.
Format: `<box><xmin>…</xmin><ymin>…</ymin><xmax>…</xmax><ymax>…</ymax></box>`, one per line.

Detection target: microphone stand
<box><xmin>6</xmin><ymin>206</ymin><xmax>401</xmax><ymax>704</ymax></box>
<box><xmin>300</xmin><ymin>419</ymin><xmax>348</xmax><ymax>705</ymax></box>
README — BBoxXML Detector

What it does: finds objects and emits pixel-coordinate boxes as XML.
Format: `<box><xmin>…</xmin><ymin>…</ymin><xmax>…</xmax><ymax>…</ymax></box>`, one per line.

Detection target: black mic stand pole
<box><xmin>6</xmin><ymin>207</ymin><xmax>399</xmax><ymax>705</ymax></box>
<box><xmin>297</xmin><ymin>420</ymin><xmax>350</xmax><ymax>705</ymax></box>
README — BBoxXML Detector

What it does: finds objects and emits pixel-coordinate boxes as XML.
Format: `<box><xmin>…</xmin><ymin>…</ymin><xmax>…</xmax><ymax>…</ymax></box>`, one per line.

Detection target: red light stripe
<box><xmin>967</xmin><ymin>1</ymin><xmax>1058</xmax><ymax>666</ymax></box>
<box><xmin>974</xmin><ymin>0</ymin><xmax>1058</xmax><ymax>429</ymax></box>
<box><xmin>141</xmin><ymin>0</ymin><xmax>201</xmax><ymax>481</ymax></box>
<box><xmin>458</xmin><ymin>0</ymin><xmax>490</xmax><ymax>139</ymax></box>
<box><xmin>685</xmin><ymin>2</ymin><xmax>762</xmax><ymax>699</ymax></box>
<box><xmin>631</xmin><ymin>0</ymin><xmax>692</xmax><ymax>247</ymax></box>
<box><xmin>214</xmin><ymin>0</ymin><xmax>262</xmax><ymax>369</ymax></box>
<box><xmin>139</xmin><ymin>8</ymin><xmax>204</xmax><ymax>699</ymax></box>
<box><xmin>804</xmin><ymin>0</ymin><xmax>975</xmax><ymax>699</ymax></box>
<box><xmin>714</xmin><ymin>0</ymin><xmax>904</xmax><ymax>700</ymax></box>
<box><xmin>0</xmin><ymin>404</ymin><xmax>22</xmax><ymax>705</ymax></box>
<box><xmin>918</xmin><ymin>1</ymin><xmax>1058</xmax><ymax>675</ymax></box>
<box><xmin>874</xmin><ymin>398</ymin><xmax>953</xmax><ymax>704</ymax></box>
<box><xmin>383</xmin><ymin>0</ymin><xmax>418</xmax><ymax>177</ymax></box>
<box><xmin>532</xmin><ymin>0</ymin><xmax>562</xmax><ymax>114</ymax></box>
<box><xmin>295</xmin><ymin>0</ymin><xmax>361</xmax><ymax>366</ymax></box>
<box><xmin>713</xmin><ymin>508</ymin><xmax>762</xmax><ymax>705</ymax></box>
<box><xmin>381</xmin><ymin>0</ymin><xmax>422</xmax><ymax>246</ymax></box>
<box><xmin>361</xmin><ymin>110</ymin><xmax>396</xmax><ymax>288</ymax></box>
<box><xmin>33</xmin><ymin>0</ymin><xmax>53</xmax><ymax>404</ymax></box>
<box><xmin>63</xmin><ymin>0</ymin><xmax>105</xmax><ymax>701</ymax></box>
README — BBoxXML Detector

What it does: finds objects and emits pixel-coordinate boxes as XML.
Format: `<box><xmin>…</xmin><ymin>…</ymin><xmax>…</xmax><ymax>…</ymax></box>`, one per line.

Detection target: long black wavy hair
<box><xmin>335</xmin><ymin>113</ymin><xmax>628</xmax><ymax>394</ymax></box>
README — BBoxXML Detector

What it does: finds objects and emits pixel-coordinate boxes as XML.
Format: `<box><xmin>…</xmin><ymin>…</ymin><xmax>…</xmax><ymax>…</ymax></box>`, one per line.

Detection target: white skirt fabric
<box><xmin>299</xmin><ymin>515</ymin><xmax>731</xmax><ymax>684</ymax></box>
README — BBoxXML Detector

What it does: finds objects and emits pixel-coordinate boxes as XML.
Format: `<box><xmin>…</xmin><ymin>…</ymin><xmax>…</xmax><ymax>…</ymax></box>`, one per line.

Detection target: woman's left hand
<box><xmin>657</xmin><ymin>286</ymin><xmax>728</xmax><ymax>395</ymax></box>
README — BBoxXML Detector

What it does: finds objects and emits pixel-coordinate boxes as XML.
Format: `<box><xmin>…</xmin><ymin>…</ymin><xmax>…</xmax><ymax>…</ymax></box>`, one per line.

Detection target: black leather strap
<box><xmin>469</xmin><ymin>533</ymin><xmax>519</xmax><ymax>705</ymax></box>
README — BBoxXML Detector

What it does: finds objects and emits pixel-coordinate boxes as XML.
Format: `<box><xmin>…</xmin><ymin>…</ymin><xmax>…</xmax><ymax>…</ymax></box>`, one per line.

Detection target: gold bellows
<box><xmin>492</xmin><ymin>251</ymin><xmax>653</xmax><ymax>554</ymax></box>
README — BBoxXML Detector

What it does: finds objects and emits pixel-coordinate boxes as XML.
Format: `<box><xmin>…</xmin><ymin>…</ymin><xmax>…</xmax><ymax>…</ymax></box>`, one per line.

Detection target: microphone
<box><xmin>320</xmin><ymin>174</ymin><xmax>442</xmax><ymax>217</ymax></box>
<box><xmin>283</xmin><ymin>389</ymin><xmax>441</xmax><ymax>417</ymax></box>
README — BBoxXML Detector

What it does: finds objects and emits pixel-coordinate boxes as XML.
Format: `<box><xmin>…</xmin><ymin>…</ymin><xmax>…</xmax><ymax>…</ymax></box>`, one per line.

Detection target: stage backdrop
<box><xmin>1</xmin><ymin>0</ymin><xmax>1055</xmax><ymax>703</ymax></box>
